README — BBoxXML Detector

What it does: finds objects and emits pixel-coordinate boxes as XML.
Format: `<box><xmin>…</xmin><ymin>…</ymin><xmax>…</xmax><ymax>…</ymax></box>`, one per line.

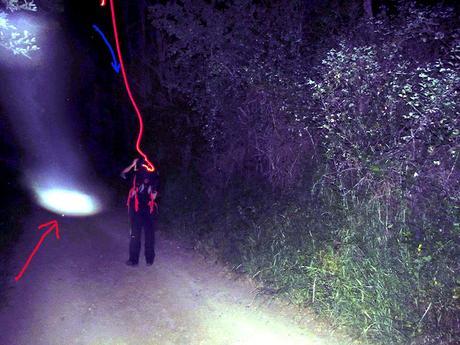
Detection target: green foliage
<box><xmin>154</xmin><ymin>2</ymin><xmax>459</xmax><ymax>344</ymax></box>
<box><xmin>150</xmin><ymin>0</ymin><xmax>312</xmax><ymax>190</ymax></box>
<box><xmin>163</xmin><ymin>177</ymin><xmax>459</xmax><ymax>344</ymax></box>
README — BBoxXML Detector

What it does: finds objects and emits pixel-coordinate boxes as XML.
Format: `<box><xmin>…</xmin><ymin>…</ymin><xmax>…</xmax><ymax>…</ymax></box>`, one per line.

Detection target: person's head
<box><xmin>137</xmin><ymin>164</ymin><xmax>153</xmax><ymax>184</ymax></box>
<box><xmin>135</xmin><ymin>157</ymin><xmax>145</xmax><ymax>170</ymax></box>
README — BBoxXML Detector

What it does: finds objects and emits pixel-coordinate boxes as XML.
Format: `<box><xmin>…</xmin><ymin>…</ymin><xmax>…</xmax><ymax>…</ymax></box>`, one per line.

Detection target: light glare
<box><xmin>36</xmin><ymin>188</ymin><xmax>100</xmax><ymax>216</ymax></box>
<box><xmin>204</xmin><ymin>303</ymin><xmax>338</xmax><ymax>345</ymax></box>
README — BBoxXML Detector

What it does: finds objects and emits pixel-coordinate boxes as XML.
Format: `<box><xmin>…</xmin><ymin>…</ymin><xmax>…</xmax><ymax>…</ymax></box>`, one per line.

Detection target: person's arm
<box><xmin>120</xmin><ymin>158</ymin><xmax>138</xmax><ymax>179</ymax></box>
<box><xmin>152</xmin><ymin>173</ymin><xmax>160</xmax><ymax>199</ymax></box>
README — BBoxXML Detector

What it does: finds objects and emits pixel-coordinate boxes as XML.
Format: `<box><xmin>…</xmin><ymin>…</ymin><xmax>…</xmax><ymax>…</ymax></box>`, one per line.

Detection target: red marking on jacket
<box><xmin>148</xmin><ymin>192</ymin><xmax>157</xmax><ymax>214</ymax></box>
<box><xmin>127</xmin><ymin>174</ymin><xmax>157</xmax><ymax>214</ymax></box>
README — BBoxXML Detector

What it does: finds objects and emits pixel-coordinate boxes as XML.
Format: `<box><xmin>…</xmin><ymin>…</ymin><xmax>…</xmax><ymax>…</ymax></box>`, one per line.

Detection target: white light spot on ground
<box><xmin>203</xmin><ymin>303</ymin><xmax>332</xmax><ymax>345</ymax></box>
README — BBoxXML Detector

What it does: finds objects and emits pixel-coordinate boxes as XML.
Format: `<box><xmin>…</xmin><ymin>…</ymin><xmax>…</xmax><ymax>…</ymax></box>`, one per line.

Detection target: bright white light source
<box><xmin>36</xmin><ymin>188</ymin><xmax>100</xmax><ymax>216</ymax></box>
<box><xmin>0</xmin><ymin>11</ymin><xmax>43</xmax><ymax>65</ymax></box>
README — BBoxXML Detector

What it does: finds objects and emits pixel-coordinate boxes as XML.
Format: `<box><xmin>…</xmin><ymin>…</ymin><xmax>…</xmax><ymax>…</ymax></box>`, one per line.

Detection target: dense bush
<box><xmin>306</xmin><ymin>7</ymin><xmax>459</xmax><ymax>342</ymax></box>
<box><xmin>150</xmin><ymin>1</ymin><xmax>459</xmax><ymax>344</ymax></box>
<box><xmin>150</xmin><ymin>0</ymin><xmax>313</xmax><ymax>190</ymax></box>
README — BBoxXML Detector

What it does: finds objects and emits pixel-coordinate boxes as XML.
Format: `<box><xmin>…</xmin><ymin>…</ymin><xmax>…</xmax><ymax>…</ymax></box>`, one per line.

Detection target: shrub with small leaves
<box><xmin>0</xmin><ymin>0</ymin><xmax>39</xmax><ymax>58</ymax></box>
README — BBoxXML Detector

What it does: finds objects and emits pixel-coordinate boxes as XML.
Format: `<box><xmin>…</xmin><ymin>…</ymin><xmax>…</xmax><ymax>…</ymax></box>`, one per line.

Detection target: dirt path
<box><xmin>0</xmin><ymin>209</ymin><xmax>350</xmax><ymax>345</ymax></box>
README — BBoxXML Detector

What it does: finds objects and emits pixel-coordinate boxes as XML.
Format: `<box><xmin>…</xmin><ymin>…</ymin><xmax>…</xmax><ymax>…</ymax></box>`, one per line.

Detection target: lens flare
<box><xmin>34</xmin><ymin>188</ymin><xmax>100</xmax><ymax>216</ymax></box>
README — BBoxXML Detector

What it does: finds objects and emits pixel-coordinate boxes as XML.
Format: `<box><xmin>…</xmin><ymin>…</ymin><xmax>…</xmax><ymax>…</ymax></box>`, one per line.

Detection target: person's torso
<box><xmin>128</xmin><ymin>170</ymin><xmax>159</xmax><ymax>213</ymax></box>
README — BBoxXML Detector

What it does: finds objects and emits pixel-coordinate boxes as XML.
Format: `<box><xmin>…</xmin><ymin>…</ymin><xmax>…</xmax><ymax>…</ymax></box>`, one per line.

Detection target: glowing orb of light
<box><xmin>35</xmin><ymin>188</ymin><xmax>100</xmax><ymax>216</ymax></box>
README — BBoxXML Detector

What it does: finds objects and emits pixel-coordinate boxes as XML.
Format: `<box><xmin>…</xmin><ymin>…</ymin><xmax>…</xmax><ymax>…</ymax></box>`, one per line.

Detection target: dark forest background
<box><xmin>1</xmin><ymin>1</ymin><xmax>459</xmax><ymax>344</ymax></box>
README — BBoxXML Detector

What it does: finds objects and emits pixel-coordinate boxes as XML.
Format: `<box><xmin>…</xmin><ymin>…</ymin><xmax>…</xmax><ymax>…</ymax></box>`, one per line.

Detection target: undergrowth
<box><xmin>160</xmin><ymin>173</ymin><xmax>459</xmax><ymax>345</ymax></box>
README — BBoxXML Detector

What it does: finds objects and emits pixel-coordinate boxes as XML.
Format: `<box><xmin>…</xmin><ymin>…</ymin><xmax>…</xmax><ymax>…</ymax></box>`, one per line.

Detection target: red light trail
<box><xmin>105</xmin><ymin>0</ymin><xmax>155</xmax><ymax>171</ymax></box>
<box><xmin>15</xmin><ymin>220</ymin><xmax>60</xmax><ymax>282</ymax></box>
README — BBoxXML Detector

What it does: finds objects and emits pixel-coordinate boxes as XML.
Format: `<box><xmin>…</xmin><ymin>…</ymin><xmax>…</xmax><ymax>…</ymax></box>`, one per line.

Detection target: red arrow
<box><xmin>15</xmin><ymin>220</ymin><xmax>60</xmax><ymax>282</ymax></box>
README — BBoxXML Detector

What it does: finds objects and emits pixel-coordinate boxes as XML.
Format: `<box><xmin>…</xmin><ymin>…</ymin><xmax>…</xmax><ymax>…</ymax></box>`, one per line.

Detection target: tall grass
<box><xmin>161</xmin><ymin>173</ymin><xmax>459</xmax><ymax>344</ymax></box>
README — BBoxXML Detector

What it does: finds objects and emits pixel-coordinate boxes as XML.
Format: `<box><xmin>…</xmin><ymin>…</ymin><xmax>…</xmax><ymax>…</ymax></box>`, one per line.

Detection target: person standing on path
<box><xmin>121</xmin><ymin>157</ymin><xmax>159</xmax><ymax>266</ymax></box>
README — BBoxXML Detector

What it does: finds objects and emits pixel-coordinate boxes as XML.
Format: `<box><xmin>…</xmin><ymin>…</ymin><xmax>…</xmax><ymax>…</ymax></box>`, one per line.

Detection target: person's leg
<box><xmin>128</xmin><ymin>214</ymin><xmax>141</xmax><ymax>264</ymax></box>
<box><xmin>143</xmin><ymin>213</ymin><xmax>155</xmax><ymax>265</ymax></box>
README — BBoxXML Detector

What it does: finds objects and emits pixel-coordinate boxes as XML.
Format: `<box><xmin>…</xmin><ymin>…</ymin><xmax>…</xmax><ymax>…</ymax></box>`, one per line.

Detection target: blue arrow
<box><xmin>92</xmin><ymin>24</ymin><xmax>120</xmax><ymax>74</ymax></box>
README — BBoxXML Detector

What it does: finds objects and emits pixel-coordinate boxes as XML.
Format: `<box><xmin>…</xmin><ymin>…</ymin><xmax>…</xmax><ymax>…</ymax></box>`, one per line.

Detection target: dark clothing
<box><xmin>122</xmin><ymin>167</ymin><xmax>160</xmax><ymax>264</ymax></box>
<box><xmin>125</xmin><ymin>169</ymin><xmax>160</xmax><ymax>215</ymax></box>
<box><xmin>129</xmin><ymin>209</ymin><xmax>155</xmax><ymax>264</ymax></box>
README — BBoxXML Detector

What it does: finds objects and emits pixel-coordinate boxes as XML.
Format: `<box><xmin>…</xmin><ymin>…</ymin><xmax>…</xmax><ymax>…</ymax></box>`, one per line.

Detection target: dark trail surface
<box><xmin>0</xmin><ymin>210</ymin><xmax>348</xmax><ymax>345</ymax></box>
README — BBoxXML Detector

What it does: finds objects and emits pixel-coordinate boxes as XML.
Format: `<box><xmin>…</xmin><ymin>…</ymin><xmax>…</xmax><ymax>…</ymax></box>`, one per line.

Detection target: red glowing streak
<box><xmin>15</xmin><ymin>220</ymin><xmax>60</xmax><ymax>282</ymax></box>
<box><xmin>107</xmin><ymin>0</ymin><xmax>155</xmax><ymax>172</ymax></box>
<box><xmin>100</xmin><ymin>0</ymin><xmax>106</xmax><ymax>6</ymax></box>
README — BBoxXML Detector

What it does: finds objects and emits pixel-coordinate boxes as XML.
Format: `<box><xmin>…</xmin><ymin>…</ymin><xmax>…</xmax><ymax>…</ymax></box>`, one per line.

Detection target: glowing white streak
<box><xmin>35</xmin><ymin>188</ymin><xmax>100</xmax><ymax>216</ymax></box>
